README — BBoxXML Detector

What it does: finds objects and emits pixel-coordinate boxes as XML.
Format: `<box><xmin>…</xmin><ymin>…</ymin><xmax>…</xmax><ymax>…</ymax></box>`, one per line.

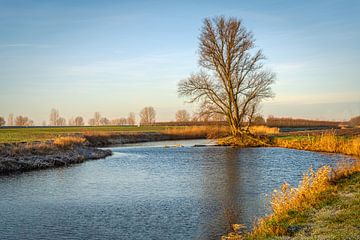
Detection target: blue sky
<box><xmin>0</xmin><ymin>0</ymin><xmax>359</xmax><ymax>124</ymax></box>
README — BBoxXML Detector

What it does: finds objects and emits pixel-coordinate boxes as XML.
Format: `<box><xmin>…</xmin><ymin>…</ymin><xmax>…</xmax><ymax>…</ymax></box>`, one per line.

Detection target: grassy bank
<box><xmin>224</xmin><ymin>160</ymin><xmax>360</xmax><ymax>239</ymax></box>
<box><xmin>0</xmin><ymin>136</ymin><xmax>112</xmax><ymax>174</ymax></box>
<box><xmin>0</xmin><ymin>126</ymin><xmax>173</xmax><ymax>143</ymax></box>
<box><xmin>222</xmin><ymin>131</ymin><xmax>360</xmax><ymax>239</ymax></box>
<box><xmin>275</xmin><ymin>131</ymin><xmax>360</xmax><ymax>157</ymax></box>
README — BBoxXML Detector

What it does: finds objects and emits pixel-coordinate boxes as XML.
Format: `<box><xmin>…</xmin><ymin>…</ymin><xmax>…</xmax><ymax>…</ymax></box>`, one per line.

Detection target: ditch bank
<box><xmin>0</xmin><ymin>132</ymin><xmax>208</xmax><ymax>174</ymax></box>
<box><xmin>0</xmin><ymin>141</ymin><xmax>112</xmax><ymax>174</ymax></box>
<box><xmin>84</xmin><ymin>132</ymin><xmax>208</xmax><ymax>147</ymax></box>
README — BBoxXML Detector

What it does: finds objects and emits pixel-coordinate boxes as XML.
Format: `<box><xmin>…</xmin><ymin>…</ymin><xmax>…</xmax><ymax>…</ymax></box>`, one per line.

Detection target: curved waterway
<box><xmin>0</xmin><ymin>139</ymin><xmax>354</xmax><ymax>240</ymax></box>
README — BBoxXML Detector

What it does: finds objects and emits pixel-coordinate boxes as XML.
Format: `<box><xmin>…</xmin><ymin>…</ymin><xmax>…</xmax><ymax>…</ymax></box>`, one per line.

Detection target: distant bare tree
<box><xmin>120</xmin><ymin>118</ymin><xmax>127</xmax><ymax>125</ymax></box>
<box><xmin>74</xmin><ymin>116</ymin><xmax>84</xmax><ymax>126</ymax></box>
<box><xmin>7</xmin><ymin>113</ymin><xmax>14</xmax><ymax>126</ymax></box>
<box><xmin>127</xmin><ymin>112</ymin><xmax>136</xmax><ymax>125</ymax></box>
<box><xmin>94</xmin><ymin>112</ymin><xmax>101</xmax><ymax>126</ymax></box>
<box><xmin>178</xmin><ymin>16</ymin><xmax>275</xmax><ymax>136</ymax></box>
<box><xmin>88</xmin><ymin>118</ymin><xmax>96</xmax><ymax>126</ymax></box>
<box><xmin>99</xmin><ymin>117</ymin><xmax>110</xmax><ymax>125</ymax></box>
<box><xmin>68</xmin><ymin>118</ymin><xmax>75</xmax><ymax>126</ymax></box>
<box><xmin>140</xmin><ymin>106</ymin><xmax>156</xmax><ymax>125</ymax></box>
<box><xmin>0</xmin><ymin>116</ymin><xmax>5</xmax><ymax>126</ymax></box>
<box><xmin>111</xmin><ymin>118</ymin><xmax>121</xmax><ymax>125</ymax></box>
<box><xmin>49</xmin><ymin>109</ymin><xmax>60</xmax><ymax>126</ymax></box>
<box><xmin>88</xmin><ymin>112</ymin><xmax>102</xmax><ymax>126</ymax></box>
<box><xmin>57</xmin><ymin>117</ymin><xmax>66</xmax><ymax>126</ymax></box>
<box><xmin>175</xmin><ymin>109</ymin><xmax>190</xmax><ymax>122</ymax></box>
<box><xmin>15</xmin><ymin>116</ymin><xmax>33</xmax><ymax>126</ymax></box>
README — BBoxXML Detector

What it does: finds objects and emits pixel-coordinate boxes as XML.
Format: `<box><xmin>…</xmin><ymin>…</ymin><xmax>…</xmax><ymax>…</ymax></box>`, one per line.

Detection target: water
<box><xmin>0</xmin><ymin>139</ymin><xmax>354</xmax><ymax>240</ymax></box>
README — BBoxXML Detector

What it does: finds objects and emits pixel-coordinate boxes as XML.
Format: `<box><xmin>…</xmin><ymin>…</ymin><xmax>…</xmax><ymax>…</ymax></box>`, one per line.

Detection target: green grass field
<box><xmin>0</xmin><ymin>126</ymin><xmax>169</xmax><ymax>143</ymax></box>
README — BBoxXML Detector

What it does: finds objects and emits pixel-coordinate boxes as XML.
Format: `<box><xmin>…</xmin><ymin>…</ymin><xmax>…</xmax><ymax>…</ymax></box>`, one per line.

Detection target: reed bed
<box><xmin>223</xmin><ymin>158</ymin><xmax>360</xmax><ymax>239</ymax></box>
<box><xmin>162</xmin><ymin>125</ymin><xmax>230</xmax><ymax>139</ymax></box>
<box><xmin>249</xmin><ymin>126</ymin><xmax>279</xmax><ymax>135</ymax></box>
<box><xmin>53</xmin><ymin>136</ymin><xmax>86</xmax><ymax>148</ymax></box>
<box><xmin>275</xmin><ymin>131</ymin><xmax>360</xmax><ymax>157</ymax></box>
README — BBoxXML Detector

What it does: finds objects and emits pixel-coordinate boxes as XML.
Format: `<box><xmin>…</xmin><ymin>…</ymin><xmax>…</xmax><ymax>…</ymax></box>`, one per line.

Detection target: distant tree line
<box><xmin>0</xmin><ymin>114</ymin><xmax>34</xmax><ymax>127</ymax></box>
<box><xmin>1</xmin><ymin>110</ymin><xmax>358</xmax><ymax>128</ymax></box>
<box><xmin>266</xmin><ymin>116</ymin><xmax>342</xmax><ymax>128</ymax></box>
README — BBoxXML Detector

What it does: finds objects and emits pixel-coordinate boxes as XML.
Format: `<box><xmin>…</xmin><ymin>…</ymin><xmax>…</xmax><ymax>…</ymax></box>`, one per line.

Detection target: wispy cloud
<box><xmin>64</xmin><ymin>52</ymin><xmax>195</xmax><ymax>80</ymax></box>
<box><xmin>0</xmin><ymin>43</ymin><xmax>56</xmax><ymax>48</ymax></box>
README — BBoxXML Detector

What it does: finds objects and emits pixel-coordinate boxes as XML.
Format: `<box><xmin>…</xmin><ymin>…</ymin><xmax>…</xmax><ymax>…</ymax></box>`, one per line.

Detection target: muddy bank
<box><xmin>85</xmin><ymin>132</ymin><xmax>208</xmax><ymax>147</ymax></box>
<box><xmin>0</xmin><ymin>142</ymin><xmax>112</xmax><ymax>174</ymax></box>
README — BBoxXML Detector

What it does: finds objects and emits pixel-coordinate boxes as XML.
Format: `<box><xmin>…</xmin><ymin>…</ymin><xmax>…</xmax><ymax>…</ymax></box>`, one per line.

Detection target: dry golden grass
<box><xmin>162</xmin><ymin>126</ymin><xmax>230</xmax><ymax>139</ymax></box>
<box><xmin>249</xmin><ymin>126</ymin><xmax>279</xmax><ymax>135</ymax></box>
<box><xmin>275</xmin><ymin>131</ymin><xmax>360</xmax><ymax>157</ymax></box>
<box><xmin>223</xmin><ymin>158</ymin><xmax>360</xmax><ymax>239</ymax></box>
<box><xmin>53</xmin><ymin>136</ymin><xmax>86</xmax><ymax>148</ymax></box>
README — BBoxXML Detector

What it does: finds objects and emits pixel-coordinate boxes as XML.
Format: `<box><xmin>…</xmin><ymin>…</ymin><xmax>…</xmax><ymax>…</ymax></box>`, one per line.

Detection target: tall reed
<box><xmin>223</xmin><ymin>158</ymin><xmax>360</xmax><ymax>239</ymax></box>
<box><xmin>162</xmin><ymin>126</ymin><xmax>230</xmax><ymax>139</ymax></box>
<box><xmin>53</xmin><ymin>136</ymin><xmax>86</xmax><ymax>148</ymax></box>
<box><xmin>275</xmin><ymin>131</ymin><xmax>360</xmax><ymax>157</ymax></box>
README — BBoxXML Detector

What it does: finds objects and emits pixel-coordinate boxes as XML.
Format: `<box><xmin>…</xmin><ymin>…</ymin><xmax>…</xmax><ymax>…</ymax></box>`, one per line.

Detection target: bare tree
<box><xmin>140</xmin><ymin>106</ymin><xmax>156</xmax><ymax>125</ymax></box>
<box><xmin>49</xmin><ymin>109</ymin><xmax>60</xmax><ymax>126</ymax></box>
<box><xmin>88</xmin><ymin>112</ymin><xmax>102</xmax><ymax>126</ymax></box>
<box><xmin>175</xmin><ymin>109</ymin><xmax>190</xmax><ymax>122</ymax></box>
<box><xmin>88</xmin><ymin>118</ymin><xmax>96</xmax><ymax>126</ymax></box>
<box><xmin>0</xmin><ymin>116</ymin><xmax>5</xmax><ymax>126</ymax></box>
<box><xmin>68</xmin><ymin>118</ymin><xmax>75</xmax><ymax>126</ymax></box>
<box><xmin>74</xmin><ymin>116</ymin><xmax>84</xmax><ymax>126</ymax></box>
<box><xmin>178</xmin><ymin>16</ymin><xmax>275</xmax><ymax>136</ymax></box>
<box><xmin>94</xmin><ymin>112</ymin><xmax>101</xmax><ymax>126</ymax></box>
<box><xmin>127</xmin><ymin>112</ymin><xmax>136</xmax><ymax>125</ymax></box>
<box><xmin>99</xmin><ymin>117</ymin><xmax>110</xmax><ymax>125</ymax></box>
<box><xmin>57</xmin><ymin>117</ymin><xmax>66</xmax><ymax>126</ymax></box>
<box><xmin>15</xmin><ymin>116</ymin><xmax>33</xmax><ymax>126</ymax></box>
<box><xmin>7</xmin><ymin>113</ymin><xmax>14</xmax><ymax>126</ymax></box>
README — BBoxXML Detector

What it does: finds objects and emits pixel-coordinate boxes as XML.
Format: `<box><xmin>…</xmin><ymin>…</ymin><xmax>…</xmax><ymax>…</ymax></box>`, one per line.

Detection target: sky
<box><xmin>0</xmin><ymin>0</ymin><xmax>360</xmax><ymax>124</ymax></box>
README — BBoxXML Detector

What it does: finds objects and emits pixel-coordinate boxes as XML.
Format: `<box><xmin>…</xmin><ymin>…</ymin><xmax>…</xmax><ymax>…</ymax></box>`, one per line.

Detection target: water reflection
<box><xmin>197</xmin><ymin>148</ymin><xmax>242</xmax><ymax>239</ymax></box>
<box><xmin>0</xmin><ymin>141</ymin><xmax>354</xmax><ymax>240</ymax></box>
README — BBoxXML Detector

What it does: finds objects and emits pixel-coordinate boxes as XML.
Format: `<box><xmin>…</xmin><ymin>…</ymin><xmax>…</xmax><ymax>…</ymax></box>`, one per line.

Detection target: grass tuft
<box><xmin>53</xmin><ymin>136</ymin><xmax>86</xmax><ymax>148</ymax></box>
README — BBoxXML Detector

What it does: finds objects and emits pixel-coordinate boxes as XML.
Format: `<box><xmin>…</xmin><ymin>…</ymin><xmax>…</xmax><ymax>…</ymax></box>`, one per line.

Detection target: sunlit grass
<box><xmin>249</xmin><ymin>125</ymin><xmax>279</xmax><ymax>135</ymax></box>
<box><xmin>0</xmin><ymin>126</ymin><xmax>170</xmax><ymax>143</ymax></box>
<box><xmin>223</xmin><ymin>159</ymin><xmax>360</xmax><ymax>239</ymax></box>
<box><xmin>275</xmin><ymin>131</ymin><xmax>360</xmax><ymax>157</ymax></box>
<box><xmin>53</xmin><ymin>136</ymin><xmax>86</xmax><ymax>148</ymax></box>
<box><xmin>162</xmin><ymin>125</ymin><xmax>230</xmax><ymax>139</ymax></box>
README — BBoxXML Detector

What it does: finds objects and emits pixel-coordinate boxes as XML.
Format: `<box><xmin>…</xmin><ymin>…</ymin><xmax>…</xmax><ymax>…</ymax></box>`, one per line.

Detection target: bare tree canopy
<box><xmin>89</xmin><ymin>112</ymin><xmax>102</xmax><ymax>126</ymax></box>
<box><xmin>178</xmin><ymin>16</ymin><xmax>275</xmax><ymax>136</ymax></box>
<box><xmin>7</xmin><ymin>114</ymin><xmax>14</xmax><ymax>126</ymax></box>
<box><xmin>175</xmin><ymin>109</ymin><xmax>190</xmax><ymax>122</ymax></box>
<box><xmin>74</xmin><ymin>116</ymin><xmax>84</xmax><ymax>126</ymax></box>
<box><xmin>0</xmin><ymin>116</ymin><xmax>5</xmax><ymax>126</ymax></box>
<box><xmin>140</xmin><ymin>106</ymin><xmax>156</xmax><ymax>125</ymax></box>
<box><xmin>127</xmin><ymin>112</ymin><xmax>136</xmax><ymax>125</ymax></box>
<box><xmin>99</xmin><ymin>117</ymin><xmax>110</xmax><ymax>125</ymax></box>
<box><xmin>49</xmin><ymin>109</ymin><xmax>60</xmax><ymax>126</ymax></box>
<box><xmin>15</xmin><ymin>116</ymin><xmax>33</xmax><ymax>126</ymax></box>
<box><xmin>49</xmin><ymin>109</ymin><xmax>67</xmax><ymax>126</ymax></box>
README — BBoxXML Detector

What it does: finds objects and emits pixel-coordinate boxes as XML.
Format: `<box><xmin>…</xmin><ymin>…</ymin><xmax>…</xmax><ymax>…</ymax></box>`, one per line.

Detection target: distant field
<box><xmin>0</xmin><ymin>126</ymin><xmax>170</xmax><ymax>143</ymax></box>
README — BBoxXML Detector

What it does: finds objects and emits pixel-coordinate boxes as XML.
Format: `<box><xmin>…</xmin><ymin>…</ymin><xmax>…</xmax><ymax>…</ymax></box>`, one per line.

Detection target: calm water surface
<box><xmin>0</xmin><ymin>139</ymin><xmax>353</xmax><ymax>240</ymax></box>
